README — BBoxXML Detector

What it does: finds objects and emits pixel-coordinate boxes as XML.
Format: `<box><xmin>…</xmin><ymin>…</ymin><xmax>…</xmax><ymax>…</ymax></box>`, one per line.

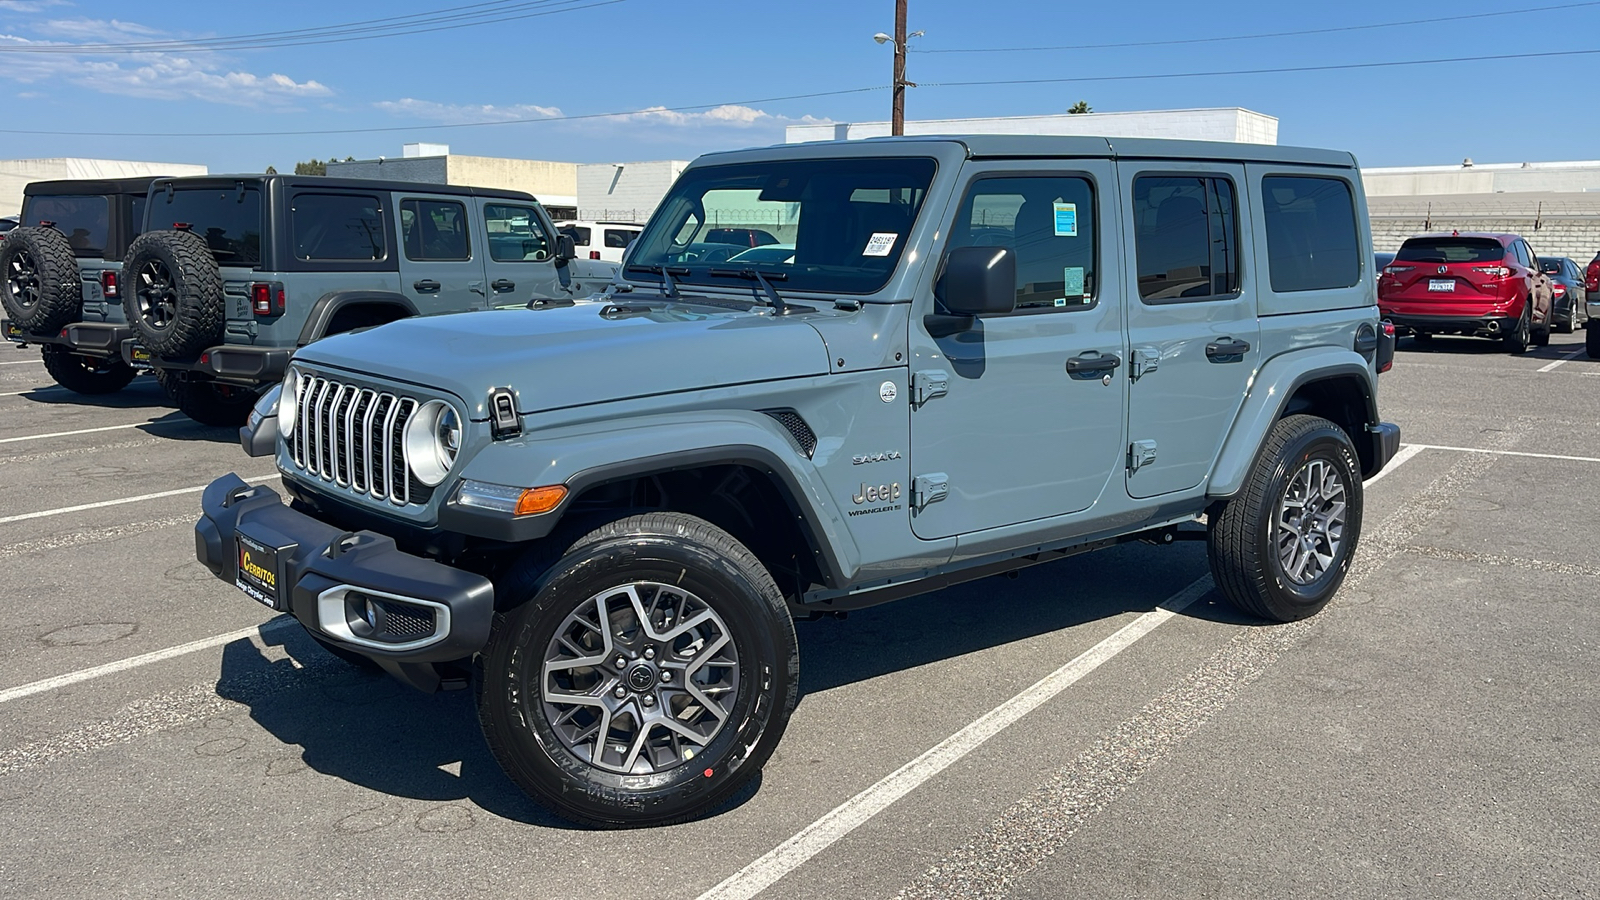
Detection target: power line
<box><xmin>0</xmin><ymin>86</ymin><xmax>891</xmax><ymax>137</ymax></box>
<box><xmin>914</xmin><ymin>0</ymin><xmax>1600</xmax><ymax>54</ymax></box>
<box><xmin>920</xmin><ymin>48</ymin><xmax>1600</xmax><ymax>87</ymax></box>
<box><xmin>0</xmin><ymin>0</ymin><xmax>628</xmax><ymax>54</ymax></box>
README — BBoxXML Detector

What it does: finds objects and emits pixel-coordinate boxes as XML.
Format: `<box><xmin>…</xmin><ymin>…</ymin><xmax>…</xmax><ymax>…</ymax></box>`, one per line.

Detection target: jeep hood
<box><xmin>293</xmin><ymin>300</ymin><xmax>831</xmax><ymax>417</ymax></box>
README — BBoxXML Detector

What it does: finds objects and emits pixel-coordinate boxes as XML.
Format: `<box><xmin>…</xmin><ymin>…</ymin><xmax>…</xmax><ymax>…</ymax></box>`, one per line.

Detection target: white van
<box><xmin>554</xmin><ymin>220</ymin><xmax>642</xmax><ymax>263</ymax></box>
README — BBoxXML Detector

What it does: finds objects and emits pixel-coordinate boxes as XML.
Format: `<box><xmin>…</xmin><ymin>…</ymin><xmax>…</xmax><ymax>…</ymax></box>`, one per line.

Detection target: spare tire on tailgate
<box><xmin>122</xmin><ymin>229</ymin><xmax>224</xmax><ymax>358</ymax></box>
<box><xmin>0</xmin><ymin>226</ymin><xmax>82</xmax><ymax>333</ymax></box>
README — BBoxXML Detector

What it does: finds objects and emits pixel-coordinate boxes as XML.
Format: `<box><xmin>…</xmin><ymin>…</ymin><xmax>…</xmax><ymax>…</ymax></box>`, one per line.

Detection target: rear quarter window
<box><xmin>1261</xmin><ymin>176</ymin><xmax>1360</xmax><ymax>293</ymax></box>
<box><xmin>290</xmin><ymin>193</ymin><xmax>386</xmax><ymax>261</ymax></box>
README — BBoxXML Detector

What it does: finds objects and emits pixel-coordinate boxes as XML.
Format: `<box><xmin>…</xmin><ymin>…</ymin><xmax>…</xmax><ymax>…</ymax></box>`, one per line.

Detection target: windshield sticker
<box><xmin>863</xmin><ymin>232</ymin><xmax>899</xmax><ymax>257</ymax></box>
<box><xmin>1063</xmin><ymin>266</ymin><xmax>1085</xmax><ymax>300</ymax></box>
<box><xmin>1053</xmin><ymin>202</ymin><xmax>1078</xmax><ymax>237</ymax></box>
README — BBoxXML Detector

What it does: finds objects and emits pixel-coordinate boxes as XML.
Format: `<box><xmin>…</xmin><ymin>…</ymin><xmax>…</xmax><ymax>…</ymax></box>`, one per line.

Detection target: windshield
<box><xmin>1395</xmin><ymin>238</ymin><xmax>1504</xmax><ymax>264</ymax></box>
<box><xmin>152</xmin><ymin>185</ymin><xmax>264</xmax><ymax>266</ymax></box>
<box><xmin>626</xmin><ymin>157</ymin><xmax>937</xmax><ymax>294</ymax></box>
<box><xmin>22</xmin><ymin>194</ymin><xmax>108</xmax><ymax>257</ymax></box>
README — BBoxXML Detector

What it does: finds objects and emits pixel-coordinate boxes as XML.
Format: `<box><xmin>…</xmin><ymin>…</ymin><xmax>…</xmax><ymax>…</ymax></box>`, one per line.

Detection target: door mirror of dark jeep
<box><xmin>555</xmin><ymin>233</ymin><xmax>577</xmax><ymax>262</ymax></box>
<box><xmin>939</xmin><ymin>246</ymin><xmax>1017</xmax><ymax>316</ymax></box>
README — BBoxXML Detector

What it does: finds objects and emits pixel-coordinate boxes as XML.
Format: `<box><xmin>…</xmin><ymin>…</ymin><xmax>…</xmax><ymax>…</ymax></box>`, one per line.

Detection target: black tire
<box><xmin>152</xmin><ymin>367</ymin><xmax>180</xmax><ymax>401</ymax></box>
<box><xmin>1208</xmin><ymin>414</ymin><xmax>1364</xmax><ymax>623</ymax></box>
<box><xmin>39</xmin><ymin>344</ymin><xmax>136</xmax><ymax>394</ymax></box>
<box><xmin>1504</xmin><ymin>302</ymin><xmax>1531</xmax><ymax>353</ymax></box>
<box><xmin>1411</xmin><ymin>332</ymin><xmax>1432</xmax><ymax>344</ymax></box>
<box><xmin>175</xmin><ymin>377</ymin><xmax>258</xmax><ymax>427</ymax></box>
<box><xmin>1555</xmin><ymin>302</ymin><xmax>1574</xmax><ymax>334</ymax></box>
<box><xmin>1587</xmin><ymin>322</ymin><xmax>1600</xmax><ymax>359</ymax></box>
<box><xmin>121</xmin><ymin>230</ymin><xmax>224</xmax><ymax>358</ymax></box>
<box><xmin>476</xmin><ymin>512</ymin><xmax>799</xmax><ymax>828</ymax></box>
<box><xmin>0</xmin><ymin>226</ymin><xmax>81</xmax><ymax>333</ymax></box>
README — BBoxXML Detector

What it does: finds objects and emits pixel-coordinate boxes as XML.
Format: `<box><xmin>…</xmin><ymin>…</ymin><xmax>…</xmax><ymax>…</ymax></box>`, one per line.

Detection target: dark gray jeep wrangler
<box><xmin>195</xmin><ymin>135</ymin><xmax>1400</xmax><ymax>828</ymax></box>
<box><xmin>120</xmin><ymin>174</ymin><xmax>580</xmax><ymax>425</ymax></box>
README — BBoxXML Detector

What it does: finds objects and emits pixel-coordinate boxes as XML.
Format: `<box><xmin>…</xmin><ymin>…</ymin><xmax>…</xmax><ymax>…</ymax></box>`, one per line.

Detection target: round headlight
<box><xmin>404</xmin><ymin>399</ymin><xmax>460</xmax><ymax>487</ymax></box>
<box><xmin>279</xmin><ymin>367</ymin><xmax>301</xmax><ymax>438</ymax></box>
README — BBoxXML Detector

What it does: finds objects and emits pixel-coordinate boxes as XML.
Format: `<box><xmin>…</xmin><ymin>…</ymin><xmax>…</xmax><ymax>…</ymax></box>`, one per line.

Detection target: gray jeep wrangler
<box><xmin>2</xmin><ymin>177</ymin><xmax>157</xmax><ymax>393</ymax></box>
<box><xmin>195</xmin><ymin>135</ymin><xmax>1400</xmax><ymax>828</ymax></box>
<box><xmin>121</xmin><ymin>174</ymin><xmax>581</xmax><ymax>425</ymax></box>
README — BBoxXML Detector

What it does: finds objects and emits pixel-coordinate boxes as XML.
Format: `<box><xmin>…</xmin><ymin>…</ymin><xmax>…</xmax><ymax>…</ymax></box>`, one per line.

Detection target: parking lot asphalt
<box><xmin>0</xmin><ymin>333</ymin><xmax>1596</xmax><ymax>900</ymax></box>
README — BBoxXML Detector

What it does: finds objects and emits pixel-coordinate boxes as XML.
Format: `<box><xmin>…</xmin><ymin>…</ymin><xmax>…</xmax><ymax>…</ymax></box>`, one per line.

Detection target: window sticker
<box><xmin>863</xmin><ymin>232</ymin><xmax>899</xmax><ymax>257</ymax></box>
<box><xmin>1063</xmin><ymin>266</ymin><xmax>1086</xmax><ymax>299</ymax></box>
<box><xmin>1053</xmin><ymin>202</ymin><xmax>1078</xmax><ymax>237</ymax></box>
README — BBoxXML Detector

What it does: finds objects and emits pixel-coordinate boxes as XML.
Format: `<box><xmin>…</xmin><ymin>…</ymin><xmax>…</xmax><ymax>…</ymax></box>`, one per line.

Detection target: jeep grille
<box><xmin>288</xmin><ymin>376</ymin><xmax>433</xmax><ymax>506</ymax></box>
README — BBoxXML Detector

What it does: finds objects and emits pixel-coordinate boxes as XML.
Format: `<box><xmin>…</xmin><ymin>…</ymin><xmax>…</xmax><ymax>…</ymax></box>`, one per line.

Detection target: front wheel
<box><xmin>1208</xmin><ymin>415</ymin><xmax>1364</xmax><ymax>623</ymax></box>
<box><xmin>476</xmin><ymin>512</ymin><xmax>799</xmax><ymax>828</ymax></box>
<box><xmin>40</xmin><ymin>345</ymin><xmax>136</xmax><ymax>395</ymax></box>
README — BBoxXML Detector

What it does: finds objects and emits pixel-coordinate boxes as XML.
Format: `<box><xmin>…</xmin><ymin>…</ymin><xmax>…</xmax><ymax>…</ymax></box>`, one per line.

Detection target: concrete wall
<box><xmin>786</xmin><ymin>108</ymin><xmax>1279</xmax><ymax>145</ymax></box>
<box><xmin>0</xmin><ymin>158</ymin><xmax>207</xmax><ymax>217</ymax></box>
<box><xmin>577</xmin><ymin>160</ymin><xmax>689</xmax><ymax>222</ymax></box>
<box><xmin>1367</xmin><ymin>193</ymin><xmax>1600</xmax><ymax>258</ymax></box>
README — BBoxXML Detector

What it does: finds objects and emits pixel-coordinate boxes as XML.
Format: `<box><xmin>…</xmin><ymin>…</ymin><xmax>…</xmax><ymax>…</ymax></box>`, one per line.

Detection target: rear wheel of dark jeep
<box><xmin>175</xmin><ymin>377</ymin><xmax>258</xmax><ymax>427</ymax></box>
<box><xmin>0</xmin><ymin>226</ymin><xmax>81</xmax><ymax>333</ymax></box>
<box><xmin>476</xmin><ymin>512</ymin><xmax>799</xmax><ymax>828</ymax></box>
<box><xmin>1208</xmin><ymin>414</ymin><xmax>1363</xmax><ymax>623</ymax></box>
<box><xmin>122</xmin><ymin>230</ymin><xmax>223</xmax><ymax>359</ymax></box>
<box><xmin>39</xmin><ymin>344</ymin><xmax>136</xmax><ymax>394</ymax></box>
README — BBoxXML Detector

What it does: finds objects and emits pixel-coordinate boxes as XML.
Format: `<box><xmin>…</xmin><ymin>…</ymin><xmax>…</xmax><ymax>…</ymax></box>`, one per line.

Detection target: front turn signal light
<box><xmin>514</xmin><ymin>485</ymin><xmax>567</xmax><ymax>516</ymax></box>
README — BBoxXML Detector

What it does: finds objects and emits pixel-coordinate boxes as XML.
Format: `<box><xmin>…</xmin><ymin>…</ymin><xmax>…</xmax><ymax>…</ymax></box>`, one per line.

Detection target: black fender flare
<box><xmin>297</xmin><ymin>290</ymin><xmax>419</xmax><ymax>346</ymax></box>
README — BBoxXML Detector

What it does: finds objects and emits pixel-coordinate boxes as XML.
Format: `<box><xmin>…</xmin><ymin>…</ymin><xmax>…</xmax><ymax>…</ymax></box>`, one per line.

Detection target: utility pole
<box><xmin>892</xmin><ymin>0</ymin><xmax>907</xmax><ymax>136</ymax></box>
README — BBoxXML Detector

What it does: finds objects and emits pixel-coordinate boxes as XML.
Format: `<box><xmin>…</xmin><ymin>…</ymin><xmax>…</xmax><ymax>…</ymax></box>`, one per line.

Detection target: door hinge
<box><xmin>911</xmin><ymin>369</ymin><xmax>949</xmax><ymax>408</ymax></box>
<box><xmin>1128</xmin><ymin>440</ymin><xmax>1158</xmax><ymax>472</ymax></box>
<box><xmin>911</xmin><ymin>472</ymin><xmax>949</xmax><ymax>511</ymax></box>
<box><xmin>1131</xmin><ymin>347</ymin><xmax>1161</xmax><ymax>382</ymax></box>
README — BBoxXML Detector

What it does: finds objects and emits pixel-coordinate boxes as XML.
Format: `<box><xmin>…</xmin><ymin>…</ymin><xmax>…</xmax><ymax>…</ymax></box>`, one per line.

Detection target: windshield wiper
<box><xmin>625</xmin><ymin>264</ymin><xmax>688</xmax><ymax>300</ymax></box>
<box><xmin>708</xmin><ymin>267</ymin><xmax>794</xmax><ymax>315</ymax></box>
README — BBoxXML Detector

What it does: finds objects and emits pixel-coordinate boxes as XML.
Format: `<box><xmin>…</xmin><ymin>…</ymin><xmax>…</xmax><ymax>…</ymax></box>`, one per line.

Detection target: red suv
<box><xmin>1378</xmin><ymin>232</ymin><xmax>1553</xmax><ymax>352</ymax></box>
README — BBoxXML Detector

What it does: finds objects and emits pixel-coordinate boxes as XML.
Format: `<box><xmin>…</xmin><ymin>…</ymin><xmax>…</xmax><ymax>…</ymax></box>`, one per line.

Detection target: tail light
<box><xmin>589</xmin><ymin>250</ymin><xmax>601</xmax><ymax>260</ymax></box>
<box><xmin>100</xmin><ymin>270</ymin><xmax>119</xmax><ymax>299</ymax></box>
<box><xmin>251</xmin><ymin>282</ymin><xmax>285</xmax><ymax>317</ymax></box>
<box><xmin>1586</xmin><ymin>260</ymin><xmax>1599</xmax><ymax>291</ymax></box>
<box><xmin>1472</xmin><ymin>266</ymin><xmax>1511</xmax><ymax>279</ymax></box>
<box><xmin>1382</xmin><ymin>265</ymin><xmax>1413</xmax><ymax>276</ymax></box>
<box><xmin>1553</xmin><ymin>283</ymin><xmax>1567</xmax><ymax>298</ymax></box>
<box><xmin>1378</xmin><ymin>321</ymin><xmax>1396</xmax><ymax>374</ymax></box>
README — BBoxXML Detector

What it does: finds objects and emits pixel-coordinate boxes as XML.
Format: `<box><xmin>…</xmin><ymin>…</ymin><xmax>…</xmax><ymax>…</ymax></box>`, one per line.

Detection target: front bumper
<box><xmin>123</xmin><ymin>339</ymin><xmax>290</xmax><ymax>385</ymax></box>
<box><xmin>1368</xmin><ymin>422</ymin><xmax>1402</xmax><ymax>479</ymax></box>
<box><xmin>1381</xmin><ymin>312</ymin><xmax>1515</xmax><ymax>337</ymax></box>
<box><xmin>195</xmin><ymin>473</ymin><xmax>494</xmax><ymax>689</ymax></box>
<box><xmin>4</xmin><ymin>319</ymin><xmax>131</xmax><ymax>357</ymax></box>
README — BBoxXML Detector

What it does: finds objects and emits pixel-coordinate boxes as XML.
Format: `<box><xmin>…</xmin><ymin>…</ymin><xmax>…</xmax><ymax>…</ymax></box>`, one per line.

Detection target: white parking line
<box><xmin>0</xmin><ymin>473</ymin><xmax>278</xmax><ymax>525</ymax></box>
<box><xmin>1537</xmin><ymin>349</ymin><xmax>1586</xmax><ymax>373</ymax></box>
<box><xmin>1411</xmin><ymin>443</ymin><xmax>1600</xmax><ymax>464</ymax></box>
<box><xmin>698</xmin><ymin>448</ymin><xmax>1427</xmax><ymax>900</ymax></box>
<box><xmin>0</xmin><ymin>619</ymin><xmax>293</xmax><ymax>706</ymax></box>
<box><xmin>0</xmin><ymin>358</ymin><xmax>42</xmax><ymax>366</ymax></box>
<box><xmin>0</xmin><ymin>422</ymin><xmax>146</xmax><ymax>444</ymax></box>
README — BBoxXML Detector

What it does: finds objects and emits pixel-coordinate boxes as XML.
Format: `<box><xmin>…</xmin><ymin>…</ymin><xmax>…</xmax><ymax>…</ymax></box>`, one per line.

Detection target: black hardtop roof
<box><xmin>147</xmin><ymin>173</ymin><xmax>539</xmax><ymax>203</ymax></box>
<box><xmin>698</xmin><ymin>134</ymin><xmax>1357</xmax><ymax>169</ymax></box>
<box><xmin>24</xmin><ymin>176</ymin><xmax>163</xmax><ymax>197</ymax></box>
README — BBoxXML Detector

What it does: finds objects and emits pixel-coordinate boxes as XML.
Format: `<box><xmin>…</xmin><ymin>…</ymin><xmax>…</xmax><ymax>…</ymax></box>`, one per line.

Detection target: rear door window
<box><xmin>24</xmin><ymin>195</ymin><xmax>109</xmax><ymax>256</ymax></box>
<box><xmin>400</xmin><ymin>199</ymin><xmax>471</xmax><ymax>261</ymax></box>
<box><xmin>158</xmin><ymin>186</ymin><xmax>264</xmax><ymax>266</ymax></box>
<box><xmin>1260</xmin><ymin>176</ymin><xmax>1360</xmax><ymax>293</ymax></box>
<box><xmin>604</xmin><ymin>228</ymin><xmax>637</xmax><ymax>249</ymax></box>
<box><xmin>1132</xmin><ymin>175</ymin><xmax>1239</xmax><ymax>301</ymax></box>
<box><xmin>290</xmin><ymin>193</ymin><xmax>386</xmax><ymax>261</ymax></box>
<box><xmin>560</xmin><ymin>224</ymin><xmax>591</xmax><ymax>247</ymax></box>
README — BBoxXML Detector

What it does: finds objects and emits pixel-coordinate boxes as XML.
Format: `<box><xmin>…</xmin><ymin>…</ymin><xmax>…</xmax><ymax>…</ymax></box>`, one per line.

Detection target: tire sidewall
<box><xmin>122</xmin><ymin>231</ymin><xmax>222</xmax><ymax>358</ymax></box>
<box><xmin>481</xmin><ymin>532</ymin><xmax>794</xmax><ymax>826</ymax></box>
<box><xmin>0</xmin><ymin>227</ymin><xmax>82</xmax><ymax>332</ymax></box>
<box><xmin>1252</xmin><ymin>424</ymin><xmax>1363</xmax><ymax>615</ymax></box>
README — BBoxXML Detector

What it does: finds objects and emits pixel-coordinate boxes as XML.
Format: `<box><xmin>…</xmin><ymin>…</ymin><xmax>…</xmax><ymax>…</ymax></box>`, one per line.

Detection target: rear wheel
<box><xmin>476</xmin><ymin>512</ymin><xmax>799</xmax><ymax>828</ymax></box>
<box><xmin>1504</xmin><ymin>303</ymin><xmax>1531</xmax><ymax>353</ymax></box>
<box><xmin>39</xmin><ymin>344</ymin><xmax>136</xmax><ymax>394</ymax></box>
<box><xmin>174</xmin><ymin>377</ymin><xmax>258</xmax><ymax>427</ymax></box>
<box><xmin>1208</xmin><ymin>415</ymin><xmax>1363</xmax><ymax>623</ymax></box>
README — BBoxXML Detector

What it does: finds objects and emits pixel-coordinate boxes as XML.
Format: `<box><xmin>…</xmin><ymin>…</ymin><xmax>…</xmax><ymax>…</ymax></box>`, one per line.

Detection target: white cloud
<box><xmin>375</xmin><ymin>98</ymin><xmax>562</xmax><ymax>124</ymax></box>
<box><xmin>0</xmin><ymin>28</ymin><xmax>330</xmax><ymax>106</ymax></box>
<box><xmin>0</xmin><ymin>1</ymin><xmax>71</xmax><ymax>12</ymax></box>
<box><xmin>32</xmin><ymin>17</ymin><xmax>159</xmax><ymax>40</ymax></box>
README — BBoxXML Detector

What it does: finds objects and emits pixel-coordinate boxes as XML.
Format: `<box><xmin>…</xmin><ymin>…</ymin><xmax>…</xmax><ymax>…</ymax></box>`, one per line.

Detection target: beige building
<box><xmin>0</xmin><ymin>158</ymin><xmax>207</xmax><ymax>217</ymax></box>
<box><xmin>576</xmin><ymin>160</ymin><xmax>689</xmax><ymax>222</ymax></box>
<box><xmin>786</xmin><ymin>108</ymin><xmax>1279</xmax><ymax>145</ymax></box>
<box><xmin>329</xmin><ymin>144</ymin><xmax>579</xmax><ymax>217</ymax></box>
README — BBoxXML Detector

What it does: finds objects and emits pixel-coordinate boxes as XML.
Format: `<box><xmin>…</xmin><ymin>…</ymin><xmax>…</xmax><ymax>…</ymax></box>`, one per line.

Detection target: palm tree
<box><xmin>1068</xmin><ymin>101</ymin><xmax>1092</xmax><ymax>114</ymax></box>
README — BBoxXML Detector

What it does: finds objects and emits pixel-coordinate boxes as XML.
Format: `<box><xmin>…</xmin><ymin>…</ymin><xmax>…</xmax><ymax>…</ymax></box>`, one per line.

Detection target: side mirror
<box><xmin>555</xmin><ymin>233</ymin><xmax>577</xmax><ymax>262</ymax></box>
<box><xmin>938</xmin><ymin>246</ymin><xmax>1017</xmax><ymax>316</ymax></box>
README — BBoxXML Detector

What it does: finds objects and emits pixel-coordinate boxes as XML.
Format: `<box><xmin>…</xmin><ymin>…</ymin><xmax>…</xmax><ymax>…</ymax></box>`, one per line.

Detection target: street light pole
<box><xmin>892</xmin><ymin>0</ymin><xmax>907</xmax><ymax>136</ymax></box>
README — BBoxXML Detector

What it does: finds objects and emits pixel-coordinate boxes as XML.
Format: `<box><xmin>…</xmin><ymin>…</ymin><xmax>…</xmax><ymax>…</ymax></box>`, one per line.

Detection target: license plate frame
<box><xmin>235</xmin><ymin>530</ymin><xmax>291</xmax><ymax>610</ymax></box>
<box><xmin>1428</xmin><ymin>279</ymin><xmax>1456</xmax><ymax>293</ymax></box>
<box><xmin>4</xmin><ymin>321</ymin><xmax>23</xmax><ymax>341</ymax></box>
<box><xmin>129</xmin><ymin>343</ymin><xmax>152</xmax><ymax>364</ymax></box>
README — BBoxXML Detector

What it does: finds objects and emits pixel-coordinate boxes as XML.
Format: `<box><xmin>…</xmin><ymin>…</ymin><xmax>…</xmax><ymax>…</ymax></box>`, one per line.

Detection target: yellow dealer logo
<box><xmin>239</xmin><ymin>548</ymin><xmax>275</xmax><ymax>588</ymax></box>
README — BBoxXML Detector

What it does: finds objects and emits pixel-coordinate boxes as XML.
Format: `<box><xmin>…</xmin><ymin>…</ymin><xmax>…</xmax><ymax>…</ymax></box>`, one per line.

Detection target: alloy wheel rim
<box><xmin>6</xmin><ymin>248</ymin><xmax>40</xmax><ymax>310</ymax></box>
<box><xmin>1276</xmin><ymin>458</ymin><xmax>1347</xmax><ymax>586</ymax></box>
<box><xmin>541</xmin><ymin>581</ymin><xmax>740</xmax><ymax>775</ymax></box>
<box><xmin>134</xmin><ymin>259</ymin><xmax>177</xmax><ymax>330</ymax></box>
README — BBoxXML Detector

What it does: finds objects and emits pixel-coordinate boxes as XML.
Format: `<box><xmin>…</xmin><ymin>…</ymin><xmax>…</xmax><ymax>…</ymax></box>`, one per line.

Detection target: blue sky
<box><xmin>2</xmin><ymin>0</ymin><xmax>1597</xmax><ymax>173</ymax></box>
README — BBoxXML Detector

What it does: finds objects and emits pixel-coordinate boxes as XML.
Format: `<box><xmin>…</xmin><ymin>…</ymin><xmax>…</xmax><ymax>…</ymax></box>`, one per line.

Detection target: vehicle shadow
<box><xmin>136</xmin><ymin>410</ymin><xmax>241</xmax><ymax>443</ymax></box>
<box><xmin>1399</xmin><ymin>332</ymin><xmax>1589</xmax><ymax>359</ymax></box>
<box><xmin>10</xmin><ymin>377</ymin><xmax>170</xmax><ymax>409</ymax></box>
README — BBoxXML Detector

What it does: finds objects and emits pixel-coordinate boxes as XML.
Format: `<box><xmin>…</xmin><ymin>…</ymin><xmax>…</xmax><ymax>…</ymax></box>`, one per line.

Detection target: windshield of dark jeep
<box><xmin>153</xmin><ymin>186</ymin><xmax>263</xmax><ymax>266</ymax></box>
<box><xmin>22</xmin><ymin>194</ymin><xmax>108</xmax><ymax>257</ymax></box>
<box><xmin>626</xmin><ymin>157</ymin><xmax>937</xmax><ymax>295</ymax></box>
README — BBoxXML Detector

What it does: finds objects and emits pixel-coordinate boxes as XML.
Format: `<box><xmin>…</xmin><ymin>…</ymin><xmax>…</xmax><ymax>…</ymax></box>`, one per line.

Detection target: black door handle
<box><xmin>492</xmin><ymin>279</ymin><xmax>516</xmax><ymax>293</ymax></box>
<box><xmin>1066</xmin><ymin>352</ymin><xmax>1121</xmax><ymax>375</ymax></box>
<box><xmin>1206</xmin><ymin>338</ymin><xmax>1251</xmax><ymax>360</ymax></box>
<box><xmin>413</xmin><ymin>279</ymin><xmax>441</xmax><ymax>293</ymax></box>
